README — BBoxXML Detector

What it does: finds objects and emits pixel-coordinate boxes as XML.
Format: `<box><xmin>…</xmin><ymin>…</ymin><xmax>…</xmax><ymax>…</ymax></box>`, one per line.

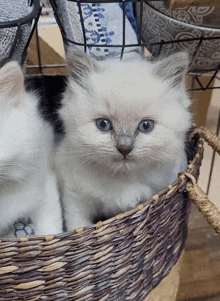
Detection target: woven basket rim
<box><xmin>0</xmin><ymin>131</ymin><xmax>204</xmax><ymax>243</ymax></box>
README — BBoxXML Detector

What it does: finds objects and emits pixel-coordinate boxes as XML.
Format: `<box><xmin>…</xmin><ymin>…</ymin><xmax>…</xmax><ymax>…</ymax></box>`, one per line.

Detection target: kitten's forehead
<box><xmin>103</xmin><ymin>97</ymin><xmax>148</xmax><ymax>120</ymax></box>
<box><xmin>91</xmin><ymin>61</ymin><xmax>168</xmax><ymax>112</ymax></box>
<box><xmin>92</xmin><ymin>81</ymin><xmax>165</xmax><ymax>123</ymax></box>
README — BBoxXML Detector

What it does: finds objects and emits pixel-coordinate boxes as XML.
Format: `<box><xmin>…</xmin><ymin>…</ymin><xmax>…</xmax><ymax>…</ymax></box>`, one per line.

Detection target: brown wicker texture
<box><xmin>200</xmin><ymin>127</ymin><xmax>220</xmax><ymax>155</ymax></box>
<box><xmin>165</xmin><ymin>0</ymin><xmax>220</xmax><ymax>9</ymax></box>
<box><xmin>0</xmin><ymin>133</ymin><xmax>204</xmax><ymax>301</ymax></box>
<box><xmin>184</xmin><ymin>127</ymin><xmax>220</xmax><ymax>235</ymax></box>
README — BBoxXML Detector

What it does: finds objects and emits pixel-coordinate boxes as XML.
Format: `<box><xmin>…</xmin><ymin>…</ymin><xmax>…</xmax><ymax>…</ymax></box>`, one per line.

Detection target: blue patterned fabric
<box><xmin>119</xmin><ymin>2</ymin><xmax>138</xmax><ymax>35</ymax></box>
<box><xmin>77</xmin><ymin>2</ymin><xmax>139</xmax><ymax>58</ymax></box>
<box><xmin>55</xmin><ymin>0</ymin><xmax>140</xmax><ymax>59</ymax></box>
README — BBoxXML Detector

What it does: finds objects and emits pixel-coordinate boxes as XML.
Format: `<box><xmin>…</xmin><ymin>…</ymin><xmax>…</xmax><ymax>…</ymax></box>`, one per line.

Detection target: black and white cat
<box><xmin>55</xmin><ymin>49</ymin><xmax>192</xmax><ymax>230</ymax></box>
<box><xmin>0</xmin><ymin>62</ymin><xmax>62</xmax><ymax>237</ymax></box>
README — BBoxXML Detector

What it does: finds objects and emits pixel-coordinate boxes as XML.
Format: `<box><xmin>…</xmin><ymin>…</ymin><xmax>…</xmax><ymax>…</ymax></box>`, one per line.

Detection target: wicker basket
<box><xmin>2</xmin><ymin>127</ymin><xmax>219</xmax><ymax>300</ymax></box>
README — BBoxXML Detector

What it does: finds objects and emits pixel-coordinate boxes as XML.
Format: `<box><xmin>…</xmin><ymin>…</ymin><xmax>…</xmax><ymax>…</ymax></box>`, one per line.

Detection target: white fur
<box><xmin>56</xmin><ymin>50</ymin><xmax>191</xmax><ymax>230</ymax></box>
<box><xmin>0</xmin><ymin>62</ymin><xmax>62</xmax><ymax>236</ymax></box>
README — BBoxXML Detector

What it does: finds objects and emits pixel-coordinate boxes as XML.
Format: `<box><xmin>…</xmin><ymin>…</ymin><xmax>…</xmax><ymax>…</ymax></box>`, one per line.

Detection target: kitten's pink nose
<box><xmin>116</xmin><ymin>146</ymin><xmax>133</xmax><ymax>157</ymax></box>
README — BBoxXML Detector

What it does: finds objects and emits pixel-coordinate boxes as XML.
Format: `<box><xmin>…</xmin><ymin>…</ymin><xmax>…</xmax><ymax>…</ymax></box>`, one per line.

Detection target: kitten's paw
<box><xmin>14</xmin><ymin>221</ymin><xmax>35</xmax><ymax>237</ymax></box>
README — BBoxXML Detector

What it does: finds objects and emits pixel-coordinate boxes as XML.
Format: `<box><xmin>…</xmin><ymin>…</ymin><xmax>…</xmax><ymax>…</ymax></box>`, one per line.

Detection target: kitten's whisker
<box><xmin>111</xmin><ymin>165</ymin><xmax>121</xmax><ymax>176</ymax></box>
<box><xmin>1</xmin><ymin>163</ymin><xmax>38</xmax><ymax>170</ymax></box>
<box><xmin>80</xmin><ymin>156</ymin><xmax>99</xmax><ymax>166</ymax></box>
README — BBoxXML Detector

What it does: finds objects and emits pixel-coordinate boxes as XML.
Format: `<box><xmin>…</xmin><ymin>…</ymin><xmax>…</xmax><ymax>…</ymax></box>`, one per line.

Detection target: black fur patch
<box><xmin>25</xmin><ymin>75</ymin><xmax>67</xmax><ymax>143</ymax></box>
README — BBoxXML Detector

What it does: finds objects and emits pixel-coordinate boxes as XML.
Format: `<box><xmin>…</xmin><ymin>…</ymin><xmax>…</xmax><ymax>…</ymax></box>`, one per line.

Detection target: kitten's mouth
<box><xmin>111</xmin><ymin>156</ymin><xmax>136</xmax><ymax>173</ymax></box>
<box><xmin>113</xmin><ymin>157</ymin><xmax>134</xmax><ymax>163</ymax></box>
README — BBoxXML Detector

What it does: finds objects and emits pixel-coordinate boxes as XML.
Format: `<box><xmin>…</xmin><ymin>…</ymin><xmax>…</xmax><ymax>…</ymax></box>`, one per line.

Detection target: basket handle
<box><xmin>164</xmin><ymin>0</ymin><xmax>220</xmax><ymax>10</ymax></box>
<box><xmin>199</xmin><ymin>127</ymin><xmax>220</xmax><ymax>155</ymax></box>
<box><xmin>182</xmin><ymin>127</ymin><xmax>220</xmax><ymax>234</ymax></box>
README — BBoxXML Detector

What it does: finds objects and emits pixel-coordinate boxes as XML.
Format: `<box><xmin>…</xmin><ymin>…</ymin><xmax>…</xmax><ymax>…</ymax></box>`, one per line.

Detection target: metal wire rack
<box><xmin>13</xmin><ymin>0</ymin><xmax>218</xmax><ymax>92</ymax></box>
<box><xmin>0</xmin><ymin>0</ymin><xmax>220</xmax><ymax>90</ymax></box>
<box><xmin>0</xmin><ymin>0</ymin><xmax>41</xmax><ymax>68</ymax></box>
<box><xmin>47</xmin><ymin>0</ymin><xmax>220</xmax><ymax>91</ymax></box>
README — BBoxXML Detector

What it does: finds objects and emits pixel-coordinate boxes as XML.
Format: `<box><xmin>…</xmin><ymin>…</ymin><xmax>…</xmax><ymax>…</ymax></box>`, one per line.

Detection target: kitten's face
<box><xmin>62</xmin><ymin>51</ymin><xmax>191</xmax><ymax>173</ymax></box>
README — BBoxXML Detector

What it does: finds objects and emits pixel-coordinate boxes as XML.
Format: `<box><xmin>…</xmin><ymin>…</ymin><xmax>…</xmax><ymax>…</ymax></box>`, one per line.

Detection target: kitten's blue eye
<box><xmin>138</xmin><ymin>120</ymin><xmax>154</xmax><ymax>133</ymax></box>
<box><xmin>96</xmin><ymin>118</ymin><xmax>112</xmax><ymax>132</ymax></box>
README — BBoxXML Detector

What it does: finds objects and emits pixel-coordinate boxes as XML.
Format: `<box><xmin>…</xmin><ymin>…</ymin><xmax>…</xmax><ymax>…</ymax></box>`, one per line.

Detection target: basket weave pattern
<box><xmin>0</xmin><ymin>136</ymin><xmax>203</xmax><ymax>301</ymax></box>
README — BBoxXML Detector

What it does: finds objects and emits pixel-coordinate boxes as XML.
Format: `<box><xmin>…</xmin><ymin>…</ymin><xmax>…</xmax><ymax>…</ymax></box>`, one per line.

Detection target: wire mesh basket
<box><xmin>0</xmin><ymin>0</ymin><xmax>41</xmax><ymax>68</ymax></box>
<box><xmin>47</xmin><ymin>0</ymin><xmax>220</xmax><ymax>90</ymax></box>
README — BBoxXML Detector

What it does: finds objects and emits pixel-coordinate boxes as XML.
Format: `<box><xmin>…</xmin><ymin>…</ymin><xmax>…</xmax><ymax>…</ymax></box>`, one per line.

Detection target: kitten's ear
<box><xmin>152</xmin><ymin>52</ymin><xmax>189</xmax><ymax>88</ymax></box>
<box><xmin>66</xmin><ymin>48</ymin><xmax>100</xmax><ymax>88</ymax></box>
<box><xmin>0</xmin><ymin>61</ymin><xmax>24</xmax><ymax>106</ymax></box>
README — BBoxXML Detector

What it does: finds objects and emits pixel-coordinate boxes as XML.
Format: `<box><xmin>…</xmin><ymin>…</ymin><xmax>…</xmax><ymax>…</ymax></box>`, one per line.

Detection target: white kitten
<box><xmin>56</xmin><ymin>50</ymin><xmax>191</xmax><ymax>230</ymax></box>
<box><xmin>0</xmin><ymin>62</ymin><xmax>62</xmax><ymax>237</ymax></box>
